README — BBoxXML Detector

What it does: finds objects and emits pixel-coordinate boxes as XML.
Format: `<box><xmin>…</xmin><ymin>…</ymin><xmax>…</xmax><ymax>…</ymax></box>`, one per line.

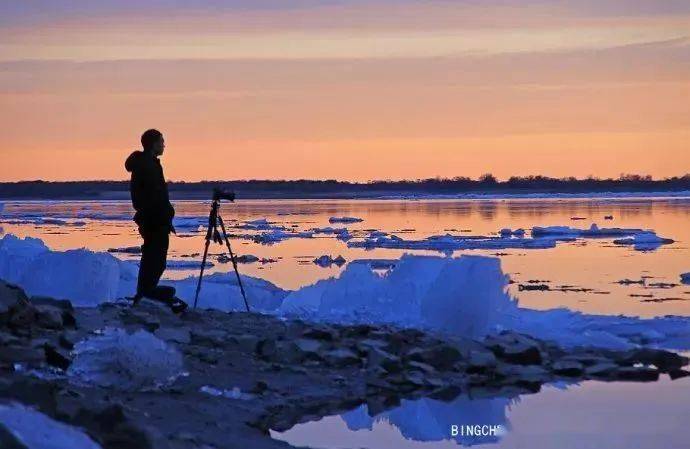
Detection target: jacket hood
<box><xmin>125</xmin><ymin>150</ymin><xmax>152</xmax><ymax>172</ymax></box>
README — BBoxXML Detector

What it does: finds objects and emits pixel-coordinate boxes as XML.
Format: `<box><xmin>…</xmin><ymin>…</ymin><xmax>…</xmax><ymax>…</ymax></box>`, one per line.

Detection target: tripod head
<box><xmin>212</xmin><ymin>188</ymin><xmax>235</xmax><ymax>203</ymax></box>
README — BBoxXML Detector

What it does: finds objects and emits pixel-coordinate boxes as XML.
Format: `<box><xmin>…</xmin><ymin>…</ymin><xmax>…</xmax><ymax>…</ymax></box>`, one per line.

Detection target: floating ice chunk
<box><xmin>0</xmin><ymin>403</ymin><xmax>102</xmax><ymax>449</ymax></box>
<box><xmin>613</xmin><ymin>231</ymin><xmax>674</xmax><ymax>251</ymax></box>
<box><xmin>348</xmin><ymin>233</ymin><xmax>557</xmax><ymax>253</ymax></box>
<box><xmin>499</xmin><ymin>228</ymin><xmax>525</xmax><ymax>238</ymax></box>
<box><xmin>68</xmin><ymin>327</ymin><xmax>184</xmax><ymax>391</ymax></box>
<box><xmin>254</xmin><ymin>229</ymin><xmax>313</xmax><ymax>244</ymax></box>
<box><xmin>200</xmin><ymin>385</ymin><xmax>254</xmax><ymax>400</ymax></box>
<box><xmin>313</xmin><ymin>255</ymin><xmax>346</xmax><ymax>267</ymax></box>
<box><xmin>173</xmin><ymin>216</ymin><xmax>206</xmax><ymax>231</ymax></box>
<box><xmin>236</xmin><ymin>218</ymin><xmax>286</xmax><ymax>231</ymax></box>
<box><xmin>532</xmin><ymin>223</ymin><xmax>644</xmax><ymax>238</ymax></box>
<box><xmin>681</xmin><ymin>273</ymin><xmax>690</xmax><ymax>285</ymax></box>
<box><xmin>107</xmin><ymin>246</ymin><xmax>141</xmax><ymax>254</ymax></box>
<box><xmin>311</xmin><ymin>226</ymin><xmax>353</xmax><ymax>241</ymax></box>
<box><xmin>329</xmin><ymin>216</ymin><xmax>363</xmax><ymax>224</ymax></box>
<box><xmin>166</xmin><ymin>260</ymin><xmax>214</xmax><ymax>270</ymax></box>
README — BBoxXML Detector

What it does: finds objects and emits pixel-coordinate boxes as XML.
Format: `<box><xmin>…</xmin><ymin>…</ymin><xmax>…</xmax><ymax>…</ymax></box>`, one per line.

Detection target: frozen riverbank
<box><xmin>0</xmin><ymin>280</ymin><xmax>687</xmax><ymax>449</ymax></box>
<box><xmin>1</xmin><ymin>234</ymin><xmax>689</xmax><ymax>352</ymax></box>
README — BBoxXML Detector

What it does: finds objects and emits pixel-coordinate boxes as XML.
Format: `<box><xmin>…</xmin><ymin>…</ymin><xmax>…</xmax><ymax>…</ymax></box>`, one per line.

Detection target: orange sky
<box><xmin>1</xmin><ymin>1</ymin><xmax>689</xmax><ymax>181</ymax></box>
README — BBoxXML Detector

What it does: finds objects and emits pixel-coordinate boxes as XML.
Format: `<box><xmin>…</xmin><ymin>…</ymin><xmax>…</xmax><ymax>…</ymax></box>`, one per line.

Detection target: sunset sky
<box><xmin>1</xmin><ymin>0</ymin><xmax>689</xmax><ymax>181</ymax></box>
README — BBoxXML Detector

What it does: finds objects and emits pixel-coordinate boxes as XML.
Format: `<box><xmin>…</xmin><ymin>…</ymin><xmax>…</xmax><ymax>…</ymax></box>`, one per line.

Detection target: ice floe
<box><xmin>329</xmin><ymin>216</ymin><xmax>363</xmax><ymax>224</ymax></box>
<box><xmin>613</xmin><ymin>231</ymin><xmax>675</xmax><ymax>251</ymax></box>
<box><xmin>347</xmin><ymin>223</ymin><xmax>672</xmax><ymax>253</ymax></box>
<box><xmin>278</xmin><ymin>254</ymin><xmax>690</xmax><ymax>350</ymax></box>
<box><xmin>313</xmin><ymin>255</ymin><xmax>346</xmax><ymax>267</ymax></box>
<box><xmin>67</xmin><ymin>327</ymin><xmax>184</xmax><ymax>391</ymax></box>
<box><xmin>0</xmin><ymin>234</ymin><xmax>286</xmax><ymax>310</ymax></box>
<box><xmin>2</xmin><ymin>234</ymin><xmax>689</xmax><ymax>351</ymax></box>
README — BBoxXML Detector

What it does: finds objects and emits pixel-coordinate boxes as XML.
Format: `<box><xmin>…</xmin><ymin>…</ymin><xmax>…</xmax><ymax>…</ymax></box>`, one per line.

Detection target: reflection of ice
<box><xmin>0</xmin><ymin>402</ymin><xmax>102</xmax><ymax>449</ymax></box>
<box><xmin>276</xmin><ymin>394</ymin><xmax>512</xmax><ymax>448</ymax></box>
<box><xmin>355</xmin><ymin>396</ymin><xmax>509</xmax><ymax>445</ymax></box>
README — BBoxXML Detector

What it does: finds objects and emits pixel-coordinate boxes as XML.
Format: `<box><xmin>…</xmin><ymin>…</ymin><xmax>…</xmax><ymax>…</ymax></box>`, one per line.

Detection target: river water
<box><xmin>1</xmin><ymin>196</ymin><xmax>689</xmax><ymax>448</ymax></box>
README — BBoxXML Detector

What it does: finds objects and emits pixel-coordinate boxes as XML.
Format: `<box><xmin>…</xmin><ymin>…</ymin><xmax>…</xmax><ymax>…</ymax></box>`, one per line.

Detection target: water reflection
<box><xmin>273</xmin><ymin>377</ymin><xmax>690</xmax><ymax>449</ymax></box>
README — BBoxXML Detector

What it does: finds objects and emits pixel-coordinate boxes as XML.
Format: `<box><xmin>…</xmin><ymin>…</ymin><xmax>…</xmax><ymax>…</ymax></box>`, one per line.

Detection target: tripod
<box><xmin>193</xmin><ymin>193</ymin><xmax>250</xmax><ymax>311</ymax></box>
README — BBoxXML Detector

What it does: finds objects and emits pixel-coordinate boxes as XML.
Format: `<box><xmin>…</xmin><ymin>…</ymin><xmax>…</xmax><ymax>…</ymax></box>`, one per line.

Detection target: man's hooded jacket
<box><xmin>125</xmin><ymin>150</ymin><xmax>175</xmax><ymax>231</ymax></box>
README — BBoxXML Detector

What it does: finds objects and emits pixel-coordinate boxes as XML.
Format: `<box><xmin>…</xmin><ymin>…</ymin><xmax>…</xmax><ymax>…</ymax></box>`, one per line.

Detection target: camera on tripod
<box><xmin>212</xmin><ymin>188</ymin><xmax>235</xmax><ymax>202</ymax></box>
<box><xmin>194</xmin><ymin>188</ymin><xmax>249</xmax><ymax>311</ymax></box>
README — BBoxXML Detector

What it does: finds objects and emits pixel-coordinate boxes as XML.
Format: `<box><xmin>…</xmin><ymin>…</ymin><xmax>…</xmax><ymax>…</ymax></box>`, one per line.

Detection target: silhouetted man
<box><xmin>125</xmin><ymin>129</ymin><xmax>185</xmax><ymax>311</ymax></box>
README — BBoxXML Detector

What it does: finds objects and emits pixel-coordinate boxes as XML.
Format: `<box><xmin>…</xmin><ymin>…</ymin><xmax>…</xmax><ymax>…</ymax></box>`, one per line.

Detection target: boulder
<box><xmin>154</xmin><ymin>327</ymin><xmax>191</xmax><ymax>345</ymax></box>
<box><xmin>467</xmin><ymin>350</ymin><xmax>497</xmax><ymax>373</ymax></box>
<box><xmin>616</xmin><ymin>366</ymin><xmax>659</xmax><ymax>381</ymax></box>
<box><xmin>44</xmin><ymin>343</ymin><xmax>71</xmax><ymax>370</ymax></box>
<box><xmin>367</xmin><ymin>347</ymin><xmax>402</xmax><ymax>373</ymax></box>
<box><xmin>585</xmin><ymin>362</ymin><xmax>618</xmax><ymax>377</ymax></box>
<box><xmin>552</xmin><ymin>360</ymin><xmax>584</xmax><ymax>377</ymax></box>
<box><xmin>34</xmin><ymin>305</ymin><xmax>64</xmax><ymax>330</ymax></box>
<box><xmin>322</xmin><ymin>348</ymin><xmax>360</xmax><ymax>368</ymax></box>
<box><xmin>406</xmin><ymin>344</ymin><xmax>462</xmax><ymax>371</ymax></box>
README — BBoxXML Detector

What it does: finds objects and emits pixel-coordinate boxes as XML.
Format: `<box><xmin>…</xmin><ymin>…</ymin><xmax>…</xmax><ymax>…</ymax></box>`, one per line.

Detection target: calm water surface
<box><xmin>1</xmin><ymin>197</ymin><xmax>689</xmax><ymax>449</ymax></box>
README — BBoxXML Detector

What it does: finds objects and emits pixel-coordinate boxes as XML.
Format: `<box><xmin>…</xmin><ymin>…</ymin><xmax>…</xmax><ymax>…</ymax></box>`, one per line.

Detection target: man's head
<box><xmin>141</xmin><ymin>129</ymin><xmax>165</xmax><ymax>156</ymax></box>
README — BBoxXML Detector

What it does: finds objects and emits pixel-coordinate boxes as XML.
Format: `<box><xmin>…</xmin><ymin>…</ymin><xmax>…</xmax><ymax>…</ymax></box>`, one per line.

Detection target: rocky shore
<box><xmin>1</xmin><ymin>280</ymin><xmax>688</xmax><ymax>449</ymax></box>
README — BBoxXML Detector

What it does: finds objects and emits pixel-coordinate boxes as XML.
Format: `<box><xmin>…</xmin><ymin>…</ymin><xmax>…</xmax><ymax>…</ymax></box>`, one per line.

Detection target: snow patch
<box><xmin>0</xmin><ymin>403</ymin><xmax>102</xmax><ymax>449</ymax></box>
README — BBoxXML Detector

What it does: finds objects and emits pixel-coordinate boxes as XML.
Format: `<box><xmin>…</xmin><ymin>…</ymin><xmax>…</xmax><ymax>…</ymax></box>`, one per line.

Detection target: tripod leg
<box><xmin>193</xmin><ymin>237</ymin><xmax>212</xmax><ymax>309</ymax></box>
<box><xmin>217</xmin><ymin>215</ymin><xmax>250</xmax><ymax>312</ymax></box>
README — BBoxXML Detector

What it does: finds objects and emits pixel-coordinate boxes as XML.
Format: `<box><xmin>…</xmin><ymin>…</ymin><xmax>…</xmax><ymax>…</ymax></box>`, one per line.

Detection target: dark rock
<box><xmin>257</xmin><ymin>338</ymin><xmax>277</xmax><ymax>359</ymax></box>
<box><xmin>190</xmin><ymin>328</ymin><xmax>226</xmax><ymax>347</ymax></box>
<box><xmin>585</xmin><ymin>362</ymin><xmax>618</xmax><ymax>377</ymax></box>
<box><xmin>35</xmin><ymin>305</ymin><xmax>64</xmax><ymax>329</ymax></box>
<box><xmin>616</xmin><ymin>366</ymin><xmax>659</xmax><ymax>381</ymax></box>
<box><xmin>552</xmin><ymin>360</ymin><xmax>584</xmax><ymax>376</ymax></box>
<box><xmin>29</xmin><ymin>296</ymin><xmax>74</xmax><ymax>311</ymax></box>
<box><xmin>322</xmin><ymin>348</ymin><xmax>360</xmax><ymax>368</ymax></box>
<box><xmin>407</xmin><ymin>360</ymin><xmax>436</xmax><ymax>375</ymax></box>
<box><xmin>302</xmin><ymin>327</ymin><xmax>338</xmax><ymax>341</ymax></box>
<box><xmin>467</xmin><ymin>350</ymin><xmax>497</xmax><ymax>373</ymax></box>
<box><xmin>626</xmin><ymin>348</ymin><xmax>688</xmax><ymax>373</ymax></box>
<box><xmin>44</xmin><ymin>343</ymin><xmax>71</xmax><ymax>370</ymax></box>
<box><xmin>0</xmin><ymin>423</ymin><xmax>29</xmax><ymax>449</ymax></box>
<box><xmin>59</xmin><ymin>331</ymin><xmax>78</xmax><ymax>350</ymax></box>
<box><xmin>367</xmin><ymin>347</ymin><xmax>402</xmax><ymax>373</ymax></box>
<box><xmin>232</xmin><ymin>334</ymin><xmax>260</xmax><ymax>353</ymax></box>
<box><xmin>154</xmin><ymin>326</ymin><xmax>191</xmax><ymax>344</ymax></box>
<box><xmin>406</xmin><ymin>344</ymin><xmax>462</xmax><ymax>371</ymax></box>
<box><xmin>486</xmin><ymin>333</ymin><xmax>543</xmax><ymax>365</ymax></box>
<box><xmin>669</xmin><ymin>369</ymin><xmax>690</xmax><ymax>380</ymax></box>
<box><xmin>0</xmin><ymin>344</ymin><xmax>45</xmax><ymax>365</ymax></box>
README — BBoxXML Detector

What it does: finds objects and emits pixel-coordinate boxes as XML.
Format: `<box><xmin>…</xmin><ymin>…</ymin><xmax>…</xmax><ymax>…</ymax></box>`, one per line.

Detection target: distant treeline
<box><xmin>1</xmin><ymin>174</ymin><xmax>689</xmax><ymax>199</ymax></box>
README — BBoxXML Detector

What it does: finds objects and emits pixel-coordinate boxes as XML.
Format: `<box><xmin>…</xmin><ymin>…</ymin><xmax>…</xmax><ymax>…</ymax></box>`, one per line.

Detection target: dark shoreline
<box><xmin>1</xmin><ymin>177</ymin><xmax>690</xmax><ymax>200</ymax></box>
